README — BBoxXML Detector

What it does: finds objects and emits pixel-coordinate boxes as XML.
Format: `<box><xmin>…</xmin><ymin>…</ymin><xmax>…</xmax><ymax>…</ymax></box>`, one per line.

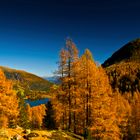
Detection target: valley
<box><xmin>0</xmin><ymin>38</ymin><xmax>140</xmax><ymax>140</ymax></box>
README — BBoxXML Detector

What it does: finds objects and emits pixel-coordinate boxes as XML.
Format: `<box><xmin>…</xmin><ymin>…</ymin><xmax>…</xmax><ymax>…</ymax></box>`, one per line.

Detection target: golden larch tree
<box><xmin>28</xmin><ymin>104</ymin><xmax>46</xmax><ymax>129</ymax></box>
<box><xmin>0</xmin><ymin>69</ymin><xmax>19</xmax><ymax>128</ymax></box>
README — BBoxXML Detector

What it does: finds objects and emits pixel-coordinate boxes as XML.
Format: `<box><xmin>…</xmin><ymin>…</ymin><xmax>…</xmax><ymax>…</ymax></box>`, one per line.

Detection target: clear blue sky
<box><xmin>0</xmin><ymin>0</ymin><xmax>140</xmax><ymax>77</ymax></box>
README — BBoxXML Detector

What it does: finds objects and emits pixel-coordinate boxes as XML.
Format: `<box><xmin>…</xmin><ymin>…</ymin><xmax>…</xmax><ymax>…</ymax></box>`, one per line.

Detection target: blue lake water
<box><xmin>25</xmin><ymin>98</ymin><xmax>49</xmax><ymax>107</ymax></box>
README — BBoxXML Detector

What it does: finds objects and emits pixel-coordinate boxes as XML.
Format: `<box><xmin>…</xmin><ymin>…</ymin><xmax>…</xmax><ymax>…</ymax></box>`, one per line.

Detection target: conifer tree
<box><xmin>90</xmin><ymin>67</ymin><xmax>120</xmax><ymax>139</ymax></box>
<box><xmin>55</xmin><ymin>38</ymin><xmax>79</xmax><ymax>131</ymax></box>
<box><xmin>29</xmin><ymin>104</ymin><xmax>46</xmax><ymax>129</ymax></box>
<box><xmin>130</xmin><ymin>92</ymin><xmax>140</xmax><ymax>139</ymax></box>
<box><xmin>0</xmin><ymin>69</ymin><xmax>19</xmax><ymax>128</ymax></box>
<box><xmin>79</xmin><ymin>49</ymin><xmax>96</xmax><ymax>129</ymax></box>
<box><xmin>43</xmin><ymin>101</ymin><xmax>56</xmax><ymax>129</ymax></box>
<box><xmin>53</xmin><ymin>41</ymin><xmax>120</xmax><ymax>138</ymax></box>
<box><xmin>16</xmin><ymin>86</ymin><xmax>30</xmax><ymax>129</ymax></box>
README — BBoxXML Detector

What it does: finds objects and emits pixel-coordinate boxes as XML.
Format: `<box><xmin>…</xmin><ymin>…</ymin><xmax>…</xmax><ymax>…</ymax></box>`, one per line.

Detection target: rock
<box><xmin>42</xmin><ymin>134</ymin><xmax>48</xmax><ymax>138</ymax></box>
<box><xmin>26</xmin><ymin>132</ymin><xmax>39</xmax><ymax>140</ymax></box>
<box><xmin>23</xmin><ymin>129</ymin><xmax>31</xmax><ymax>135</ymax></box>
<box><xmin>16</xmin><ymin>125</ymin><xmax>23</xmax><ymax>131</ymax></box>
<box><xmin>12</xmin><ymin>134</ymin><xmax>22</xmax><ymax>140</ymax></box>
<box><xmin>42</xmin><ymin>132</ymin><xmax>52</xmax><ymax>139</ymax></box>
<box><xmin>23</xmin><ymin>135</ymin><xmax>27</xmax><ymax>139</ymax></box>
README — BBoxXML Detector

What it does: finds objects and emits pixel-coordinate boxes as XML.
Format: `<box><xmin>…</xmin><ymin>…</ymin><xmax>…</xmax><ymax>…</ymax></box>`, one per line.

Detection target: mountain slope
<box><xmin>44</xmin><ymin>76</ymin><xmax>60</xmax><ymax>84</ymax></box>
<box><xmin>102</xmin><ymin>38</ymin><xmax>140</xmax><ymax>67</ymax></box>
<box><xmin>102</xmin><ymin>39</ymin><xmax>140</xmax><ymax>93</ymax></box>
<box><xmin>0</xmin><ymin>66</ymin><xmax>52</xmax><ymax>91</ymax></box>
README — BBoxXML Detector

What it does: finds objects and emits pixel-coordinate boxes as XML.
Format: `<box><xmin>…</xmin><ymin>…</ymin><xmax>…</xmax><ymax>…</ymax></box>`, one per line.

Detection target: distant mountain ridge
<box><xmin>102</xmin><ymin>38</ymin><xmax>140</xmax><ymax>67</ymax></box>
<box><xmin>0</xmin><ymin>66</ymin><xmax>52</xmax><ymax>91</ymax></box>
<box><xmin>44</xmin><ymin>76</ymin><xmax>60</xmax><ymax>84</ymax></box>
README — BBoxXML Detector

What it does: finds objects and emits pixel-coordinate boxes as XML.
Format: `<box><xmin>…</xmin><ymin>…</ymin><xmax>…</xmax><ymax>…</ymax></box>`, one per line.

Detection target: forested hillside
<box><xmin>103</xmin><ymin>39</ymin><xmax>140</xmax><ymax>93</ymax></box>
<box><xmin>104</xmin><ymin>62</ymin><xmax>140</xmax><ymax>93</ymax></box>
<box><xmin>0</xmin><ymin>66</ymin><xmax>53</xmax><ymax>100</ymax></box>
<box><xmin>0</xmin><ymin>66</ymin><xmax>52</xmax><ymax>92</ymax></box>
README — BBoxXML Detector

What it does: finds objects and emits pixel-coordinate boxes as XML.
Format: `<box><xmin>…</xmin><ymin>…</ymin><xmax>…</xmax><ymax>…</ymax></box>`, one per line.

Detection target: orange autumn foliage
<box><xmin>53</xmin><ymin>42</ymin><xmax>121</xmax><ymax>139</ymax></box>
<box><xmin>26</xmin><ymin>104</ymin><xmax>46</xmax><ymax>129</ymax></box>
<box><xmin>53</xmin><ymin>39</ymin><xmax>140</xmax><ymax>139</ymax></box>
<box><xmin>0</xmin><ymin>69</ymin><xmax>19</xmax><ymax>128</ymax></box>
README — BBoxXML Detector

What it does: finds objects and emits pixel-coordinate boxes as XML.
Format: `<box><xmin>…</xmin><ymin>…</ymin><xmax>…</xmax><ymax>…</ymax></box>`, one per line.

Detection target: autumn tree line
<box><xmin>0</xmin><ymin>70</ymin><xmax>46</xmax><ymax>129</ymax></box>
<box><xmin>51</xmin><ymin>39</ymin><xmax>140</xmax><ymax>139</ymax></box>
<box><xmin>0</xmin><ymin>38</ymin><xmax>140</xmax><ymax>140</ymax></box>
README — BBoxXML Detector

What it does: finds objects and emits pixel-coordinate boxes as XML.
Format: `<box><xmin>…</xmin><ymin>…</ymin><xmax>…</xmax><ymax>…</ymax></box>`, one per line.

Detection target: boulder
<box><xmin>26</xmin><ymin>132</ymin><xmax>39</xmax><ymax>140</ymax></box>
<box><xmin>16</xmin><ymin>125</ymin><xmax>23</xmax><ymax>131</ymax></box>
<box><xmin>11</xmin><ymin>134</ymin><xmax>22</xmax><ymax>140</ymax></box>
<box><xmin>23</xmin><ymin>129</ymin><xmax>31</xmax><ymax>135</ymax></box>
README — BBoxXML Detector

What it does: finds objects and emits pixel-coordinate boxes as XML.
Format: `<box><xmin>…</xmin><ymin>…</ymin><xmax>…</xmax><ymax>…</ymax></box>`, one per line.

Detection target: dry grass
<box><xmin>0</xmin><ymin>129</ymin><xmax>81</xmax><ymax>140</ymax></box>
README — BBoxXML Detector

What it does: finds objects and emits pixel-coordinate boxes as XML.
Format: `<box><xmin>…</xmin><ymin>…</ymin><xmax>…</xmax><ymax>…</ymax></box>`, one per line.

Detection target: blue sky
<box><xmin>0</xmin><ymin>0</ymin><xmax>140</xmax><ymax>76</ymax></box>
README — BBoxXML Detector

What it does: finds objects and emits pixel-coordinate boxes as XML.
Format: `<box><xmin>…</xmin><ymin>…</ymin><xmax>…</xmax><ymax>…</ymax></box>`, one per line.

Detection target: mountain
<box><xmin>0</xmin><ymin>66</ymin><xmax>52</xmax><ymax>92</ymax></box>
<box><xmin>44</xmin><ymin>76</ymin><xmax>60</xmax><ymax>84</ymax></box>
<box><xmin>102</xmin><ymin>38</ymin><xmax>140</xmax><ymax>67</ymax></box>
<box><xmin>102</xmin><ymin>39</ymin><xmax>140</xmax><ymax>93</ymax></box>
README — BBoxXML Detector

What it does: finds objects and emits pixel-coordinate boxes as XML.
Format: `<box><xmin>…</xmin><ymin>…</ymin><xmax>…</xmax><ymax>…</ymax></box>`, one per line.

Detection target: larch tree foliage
<box><xmin>51</xmin><ymin>85</ymin><xmax>65</xmax><ymax>129</ymax></box>
<box><xmin>31</xmin><ymin>105</ymin><xmax>46</xmax><ymax>129</ymax></box>
<box><xmin>27</xmin><ymin>104</ymin><xmax>46</xmax><ymax>129</ymax></box>
<box><xmin>78</xmin><ymin>49</ymin><xmax>96</xmax><ymax>129</ymax></box>
<box><xmin>78</xmin><ymin>50</ymin><xmax>120</xmax><ymax>139</ymax></box>
<box><xmin>53</xmin><ymin>38</ymin><xmax>79</xmax><ymax>131</ymax></box>
<box><xmin>90</xmin><ymin>67</ymin><xmax>120</xmax><ymax>139</ymax></box>
<box><xmin>65</xmin><ymin>39</ymin><xmax>79</xmax><ymax>131</ymax></box>
<box><xmin>0</xmin><ymin>69</ymin><xmax>19</xmax><ymax>128</ymax></box>
<box><xmin>113</xmin><ymin>90</ymin><xmax>131</xmax><ymax>139</ymax></box>
<box><xmin>53</xmin><ymin>40</ymin><xmax>120</xmax><ymax>139</ymax></box>
<box><xmin>130</xmin><ymin>92</ymin><xmax>140</xmax><ymax>139</ymax></box>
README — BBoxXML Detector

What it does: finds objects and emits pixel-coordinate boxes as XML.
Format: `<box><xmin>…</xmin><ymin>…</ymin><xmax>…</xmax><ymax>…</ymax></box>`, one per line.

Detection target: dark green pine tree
<box><xmin>16</xmin><ymin>85</ymin><xmax>30</xmax><ymax>129</ymax></box>
<box><xmin>44</xmin><ymin>101</ymin><xmax>56</xmax><ymax>130</ymax></box>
